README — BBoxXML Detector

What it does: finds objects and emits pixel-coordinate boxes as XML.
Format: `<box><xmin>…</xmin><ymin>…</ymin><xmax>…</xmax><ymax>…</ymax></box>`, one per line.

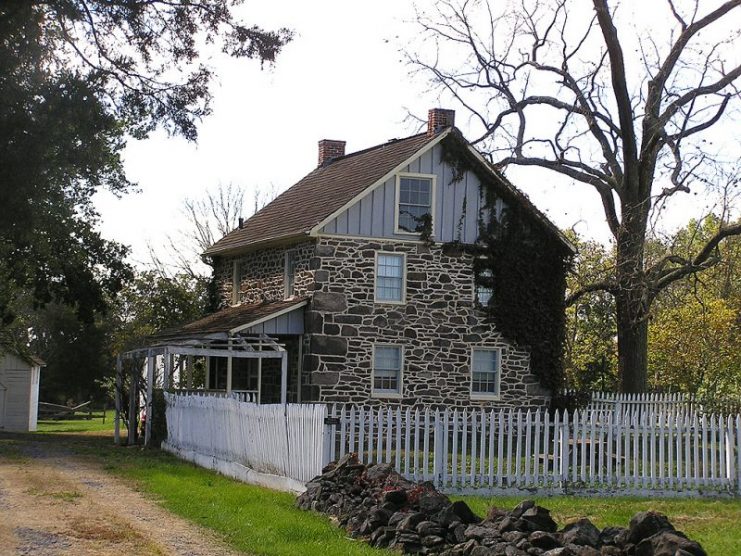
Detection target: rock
<box><xmin>365</xmin><ymin>463</ymin><xmax>395</xmax><ymax>483</ymax></box>
<box><xmin>560</xmin><ymin>519</ymin><xmax>601</xmax><ymax>547</ymax></box>
<box><xmin>626</xmin><ymin>511</ymin><xmax>675</xmax><ymax>544</ymax></box>
<box><xmin>399</xmin><ymin>512</ymin><xmax>428</xmax><ymax>532</ymax></box>
<box><xmin>464</xmin><ymin>524</ymin><xmax>500</xmax><ymax>542</ymax></box>
<box><xmin>634</xmin><ymin>531</ymin><xmax>707</xmax><ymax>556</ymax></box>
<box><xmin>497</xmin><ymin>517</ymin><xmax>520</xmax><ymax>533</ymax></box>
<box><xmin>512</xmin><ymin>500</ymin><xmax>537</xmax><ymax>518</ymax></box>
<box><xmin>597</xmin><ymin>527</ymin><xmax>625</xmax><ymax>547</ymax></box>
<box><xmin>543</xmin><ymin>547</ymin><xmax>576</xmax><ymax>556</ymax></box>
<box><xmin>438</xmin><ymin>501</ymin><xmax>481</xmax><ymax>526</ymax></box>
<box><xmin>418</xmin><ymin>521</ymin><xmax>445</xmax><ymax>537</ymax></box>
<box><xmin>502</xmin><ymin>531</ymin><xmax>527</xmax><ymax>543</ymax></box>
<box><xmin>423</xmin><ymin>535</ymin><xmax>446</xmax><ymax>547</ymax></box>
<box><xmin>419</xmin><ymin>489</ymin><xmax>451</xmax><ymax>514</ymax></box>
<box><xmin>521</xmin><ymin>507</ymin><xmax>558</xmax><ymax>533</ymax></box>
<box><xmin>566</xmin><ymin>545</ymin><xmax>599</xmax><ymax>556</ymax></box>
<box><xmin>598</xmin><ymin>547</ymin><xmax>622</xmax><ymax>555</ymax></box>
<box><xmin>486</xmin><ymin>506</ymin><xmax>509</xmax><ymax>523</ymax></box>
<box><xmin>529</xmin><ymin>531</ymin><xmax>562</xmax><ymax>550</ymax></box>
<box><xmin>470</xmin><ymin>546</ymin><xmax>497</xmax><ymax>556</ymax></box>
<box><xmin>389</xmin><ymin>511</ymin><xmax>413</xmax><ymax>529</ymax></box>
<box><xmin>383</xmin><ymin>488</ymin><xmax>407</xmax><ymax>506</ymax></box>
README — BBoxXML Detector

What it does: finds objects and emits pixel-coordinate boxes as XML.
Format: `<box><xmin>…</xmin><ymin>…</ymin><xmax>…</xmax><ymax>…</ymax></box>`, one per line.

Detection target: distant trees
<box><xmin>410</xmin><ymin>0</ymin><xmax>741</xmax><ymax>392</ymax></box>
<box><xmin>565</xmin><ymin>216</ymin><xmax>741</xmax><ymax>398</ymax></box>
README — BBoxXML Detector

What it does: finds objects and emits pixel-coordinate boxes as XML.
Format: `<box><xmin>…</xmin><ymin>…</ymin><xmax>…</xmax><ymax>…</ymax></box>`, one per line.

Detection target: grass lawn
<box><xmin>458</xmin><ymin>494</ymin><xmax>741</xmax><ymax>554</ymax></box>
<box><xmin>52</xmin><ymin>432</ymin><xmax>387</xmax><ymax>556</ymax></box>
<box><xmin>26</xmin><ymin>418</ymin><xmax>740</xmax><ymax>555</ymax></box>
<box><xmin>36</xmin><ymin>410</ymin><xmax>116</xmax><ymax>433</ymax></box>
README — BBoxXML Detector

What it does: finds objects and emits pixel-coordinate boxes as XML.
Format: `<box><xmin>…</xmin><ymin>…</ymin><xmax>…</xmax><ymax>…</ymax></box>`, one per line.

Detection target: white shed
<box><xmin>0</xmin><ymin>351</ymin><xmax>44</xmax><ymax>432</ymax></box>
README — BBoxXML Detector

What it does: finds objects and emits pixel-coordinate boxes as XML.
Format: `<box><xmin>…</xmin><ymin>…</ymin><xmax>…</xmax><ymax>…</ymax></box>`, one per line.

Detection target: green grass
<box><xmin>457</xmin><ymin>494</ymin><xmax>741</xmax><ymax>554</ymax></box>
<box><xmin>59</xmin><ymin>434</ymin><xmax>387</xmax><ymax>556</ymax></box>
<box><xmin>36</xmin><ymin>410</ymin><xmax>116</xmax><ymax>433</ymax></box>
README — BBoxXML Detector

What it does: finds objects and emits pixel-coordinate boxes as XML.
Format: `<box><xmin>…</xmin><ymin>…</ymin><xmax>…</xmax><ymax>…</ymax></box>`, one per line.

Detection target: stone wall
<box><xmin>304</xmin><ymin>237</ymin><xmax>550</xmax><ymax>409</ymax></box>
<box><xmin>214</xmin><ymin>239</ymin><xmax>316</xmax><ymax>307</ymax></box>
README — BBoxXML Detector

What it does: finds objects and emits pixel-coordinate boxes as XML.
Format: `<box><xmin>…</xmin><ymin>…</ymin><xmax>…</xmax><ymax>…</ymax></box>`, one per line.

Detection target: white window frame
<box><xmin>374</xmin><ymin>251</ymin><xmax>406</xmax><ymax>305</ymax></box>
<box><xmin>371</xmin><ymin>343</ymin><xmax>404</xmax><ymax>399</ymax></box>
<box><xmin>284</xmin><ymin>250</ymin><xmax>297</xmax><ymax>300</ymax></box>
<box><xmin>474</xmin><ymin>268</ymin><xmax>493</xmax><ymax>306</ymax></box>
<box><xmin>394</xmin><ymin>172</ymin><xmax>437</xmax><ymax>237</ymax></box>
<box><xmin>231</xmin><ymin>260</ymin><xmax>240</xmax><ymax>306</ymax></box>
<box><xmin>470</xmin><ymin>347</ymin><xmax>502</xmax><ymax>400</ymax></box>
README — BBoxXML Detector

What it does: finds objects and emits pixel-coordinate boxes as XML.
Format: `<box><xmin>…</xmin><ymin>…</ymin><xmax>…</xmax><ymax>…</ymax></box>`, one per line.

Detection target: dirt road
<box><xmin>0</xmin><ymin>435</ymin><xmax>243</xmax><ymax>556</ymax></box>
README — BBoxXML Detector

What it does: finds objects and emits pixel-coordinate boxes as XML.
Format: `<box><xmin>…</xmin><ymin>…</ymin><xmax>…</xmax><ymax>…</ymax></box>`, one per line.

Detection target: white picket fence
<box><xmin>163</xmin><ymin>392</ymin><xmax>326</xmax><ymax>485</ymax></box>
<box><xmin>566</xmin><ymin>390</ymin><xmax>741</xmax><ymax>418</ymax></box>
<box><xmin>161</xmin><ymin>393</ymin><xmax>741</xmax><ymax>497</ymax></box>
<box><xmin>326</xmin><ymin>405</ymin><xmax>741</xmax><ymax>496</ymax></box>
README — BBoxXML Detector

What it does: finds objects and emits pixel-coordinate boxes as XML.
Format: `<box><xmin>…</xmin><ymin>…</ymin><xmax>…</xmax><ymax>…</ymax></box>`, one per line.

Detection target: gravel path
<box><xmin>0</xmin><ymin>435</ymin><xmax>244</xmax><ymax>556</ymax></box>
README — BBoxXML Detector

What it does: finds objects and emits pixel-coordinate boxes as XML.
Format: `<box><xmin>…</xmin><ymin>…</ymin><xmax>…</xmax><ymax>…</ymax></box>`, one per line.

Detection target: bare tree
<box><xmin>410</xmin><ymin>0</ymin><xmax>741</xmax><ymax>392</ymax></box>
<box><xmin>149</xmin><ymin>182</ymin><xmax>276</xmax><ymax>278</ymax></box>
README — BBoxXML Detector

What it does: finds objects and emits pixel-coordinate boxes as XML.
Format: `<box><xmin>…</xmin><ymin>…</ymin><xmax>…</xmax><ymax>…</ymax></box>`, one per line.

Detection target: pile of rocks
<box><xmin>296</xmin><ymin>454</ymin><xmax>706</xmax><ymax>556</ymax></box>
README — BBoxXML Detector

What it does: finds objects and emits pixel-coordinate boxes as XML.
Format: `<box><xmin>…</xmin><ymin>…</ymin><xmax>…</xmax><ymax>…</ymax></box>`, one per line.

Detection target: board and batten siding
<box><xmin>245</xmin><ymin>307</ymin><xmax>305</xmax><ymax>335</ymax></box>
<box><xmin>319</xmin><ymin>144</ymin><xmax>504</xmax><ymax>244</ymax></box>
<box><xmin>0</xmin><ymin>352</ymin><xmax>40</xmax><ymax>432</ymax></box>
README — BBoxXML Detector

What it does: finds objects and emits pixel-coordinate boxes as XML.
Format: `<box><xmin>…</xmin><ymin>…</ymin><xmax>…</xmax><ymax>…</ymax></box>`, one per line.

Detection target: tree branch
<box><xmin>566</xmin><ymin>281</ymin><xmax>617</xmax><ymax>306</ymax></box>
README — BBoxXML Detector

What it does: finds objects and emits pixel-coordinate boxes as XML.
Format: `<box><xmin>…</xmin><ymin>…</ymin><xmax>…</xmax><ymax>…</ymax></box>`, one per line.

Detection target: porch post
<box><xmin>144</xmin><ymin>352</ymin><xmax>155</xmax><ymax>447</ymax></box>
<box><xmin>280</xmin><ymin>351</ymin><xmax>288</xmax><ymax>405</ymax></box>
<box><xmin>127</xmin><ymin>359</ymin><xmax>138</xmax><ymax>445</ymax></box>
<box><xmin>226</xmin><ymin>337</ymin><xmax>233</xmax><ymax>394</ymax></box>
<box><xmin>163</xmin><ymin>349</ymin><xmax>172</xmax><ymax>390</ymax></box>
<box><xmin>257</xmin><ymin>340</ymin><xmax>262</xmax><ymax>404</ymax></box>
<box><xmin>186</xmin><ymin>355</ymin><xmax>193</xmax><ymax>389</ymax></box>
<box><xmin>205</xmin><ymin>356</ymin><xmax>211</xmax><ymax>389</ymax></box>
<box><xmin>114</xmin><ymin>355</ymin><xmax>122</xmax><ymax>445</ymax></box>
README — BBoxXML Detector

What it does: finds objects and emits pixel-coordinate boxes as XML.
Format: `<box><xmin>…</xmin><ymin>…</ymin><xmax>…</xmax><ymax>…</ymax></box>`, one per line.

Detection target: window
<box><xmin>396</xmin><ymin>175</ymin><xmax>434</xmax><ymax>234</ymax></box>
<box><xmin>375</xmin><ymin>252</ymin><xmax>405</xmax><ymax>303</ymax></box>
<box><xmin>475</xmin><ymin>269</ymin><xmax>493</xmax><ymax>306</ymax></box>
<box><xmin>471</xmin><ymin>348</ymin><xmax>500</xmax><ymax>397</ymax></box>
<box><xmin>284</xmin><ymin>251</ymin><xmax>296</xmax><ymax>299</ymax></box>
<box><xmin>373</xmin><ymin>345</ymin><xmax>403</xmax><ymax>396</ymax></box>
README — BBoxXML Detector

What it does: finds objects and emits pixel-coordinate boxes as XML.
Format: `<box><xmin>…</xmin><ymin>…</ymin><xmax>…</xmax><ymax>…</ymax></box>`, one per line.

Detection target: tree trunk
<box><xmin>615</xmin><ymin>196</ymin><xmax>650</xmax><ymax>393</ymax></box>
<box><xmin>616</xmin><ymin>301</ymin><xmax>648</xmax><ymax>393</ymax></box>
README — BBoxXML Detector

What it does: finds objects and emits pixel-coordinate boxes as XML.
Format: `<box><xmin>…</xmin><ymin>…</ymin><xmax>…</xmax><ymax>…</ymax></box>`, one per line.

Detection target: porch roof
<box><xmin>153</xmin><ymin>297</ymin><xmax>308</xmax><ymax>341</ymax></box>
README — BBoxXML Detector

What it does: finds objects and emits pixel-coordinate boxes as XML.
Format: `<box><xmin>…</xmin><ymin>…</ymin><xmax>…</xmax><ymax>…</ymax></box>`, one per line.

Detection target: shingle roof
<box><xmin>152</xmin><ymin>298</ymin><xmax>307</xmax><ymax>340</ymax></box>
<box><xmin>204</xmin><ymin>132</ymin><xmax>434</xmax><ymax>255</ymax></box>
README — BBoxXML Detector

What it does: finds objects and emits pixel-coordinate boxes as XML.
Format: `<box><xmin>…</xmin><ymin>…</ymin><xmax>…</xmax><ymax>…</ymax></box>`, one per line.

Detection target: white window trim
<box><xmin>284</xmin><ymin>250</ymin><xmax>297</xmax><ymax>300</ymax></box>
<box><xmin>371</xmin><ymin>343</ymin><xmax>404</xmax><ymax>399</ymax></box>
<box><xmin>374</xmin><ymin>251</ymin><xmax>407</xmax><ymax>305</ymax></box>
<box><xmin>394</xmin><ymin>172</ymin><xmax>437</xmax><ymax>237</ymax></box>
<box><xmin>470</xmin><ymin>346</ymin><xmax>502</xmax><ymax>400</ymax></box>
<box><xmin>231</xmin><ymin>260</ymin><xmax>240</xmax><ymax>306</ymax></box>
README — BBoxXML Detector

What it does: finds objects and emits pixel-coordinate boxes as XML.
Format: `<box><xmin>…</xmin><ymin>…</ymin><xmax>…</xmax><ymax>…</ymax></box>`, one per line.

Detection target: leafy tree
<box><xmin>563</xmin><ymin>233</ymin><xmax>618</xmax><ymax>391</ymax></box>
<box><xmin>410</xmin><ymin>0</ymin><xmax>741</xmax><ymax>392</ymax></box>
<box><xmin>0</xmin><ymin>1</ymin><xmax>291</xmax><ymax>333</ymax></box>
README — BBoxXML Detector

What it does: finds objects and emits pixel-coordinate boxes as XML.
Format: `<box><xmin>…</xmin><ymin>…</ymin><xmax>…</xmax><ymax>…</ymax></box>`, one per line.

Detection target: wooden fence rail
<box><xmin>327</xmin><ymin>405</ymin><xmax>741</xmax><ymax>496</ymax></box>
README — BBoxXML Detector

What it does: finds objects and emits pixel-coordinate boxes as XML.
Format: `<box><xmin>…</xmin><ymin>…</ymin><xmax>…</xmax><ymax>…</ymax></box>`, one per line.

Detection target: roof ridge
<box><xmin>321</xmin><ymin>131</ymin><xmax>428</xmax><ymax>166</ymax></box>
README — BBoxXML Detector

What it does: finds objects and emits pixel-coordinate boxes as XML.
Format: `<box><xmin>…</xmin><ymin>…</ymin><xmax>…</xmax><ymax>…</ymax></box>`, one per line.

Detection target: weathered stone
<box><xmin>365</xmin><ymin>463</ymin><xmax>395</xmax><ymax>482</ymax></box>
<box><xmin>597</xmin><ymin>527</ymin><xmax>624</xmax><ymax>547</ymax></box>
<box><xmin>418</xmin><ymin>490</ymin><xmax>450</xmax><ymax>514</ymax></box>
<box><xmin>310</xmin><ymin>335</ymin><xmax>347</xmax><ymax>356</ymax></box>
<box><xmin>634</xmin><ymin>531</ymin><xmax>706</xmax><ymax>556</ymax></box>
<box><xmin>470</xmin><ymin>546</ymin><xmax>497</xmax><ymax>556</ymax></box>
<box><xmin>316</xmin><ymin>244</ymin><xmax>335</xmax><ymax>257</ymax></box>
<box><xmin>529</xmin><ymin>531</ymin><xmax>561</xmax><ymax>550</ymax></box>
<box><xmin>560</xmin><ymin>519</ymin><xmax>600</xmax><ymax>547</ymax></box>
<box><xmin>465</xmin><ymin>525</ymin><xmax>500</xmax><ymax>542</ymax></box>
<box><xmin>521</xmin><ymin>507</ymin><xmax>557</xmax><ymax>533</ymax></box>
<box><xmin>511</xmin><ymin>500</ymin><xmax>536</xmax><ymax>518</ymax></box>
<box><xmin>542</xmin><ymin>547</ymin><xmax>576</xmax><ymax>556</ymax></box>
<box><xmin>399</xmin><ymin>512</ymin><xmax>427</xmax><ymax>532</ymax></box>
<box><xmin>626</xmin><ymin>511</ymin><xmax>675</xmax><ymax>545</ymax></box>
<box><xmin>422</xmin><ymin>535</ymin><xmax>446</xmax><ymax>547</ymax></box>
<box><xmin>312</xmin><ymin>291</ymin><xmax>347</xmax><ymax>312</ymax></box>
<box><xmin>311</xmin><ymin>371</ymin><xmax>340</xmax><ymax>386</ymax></box>
<box><xmin>382</xmin><ymin>488</ymin><xmax>407</xmax><ymax>506</ymax></box>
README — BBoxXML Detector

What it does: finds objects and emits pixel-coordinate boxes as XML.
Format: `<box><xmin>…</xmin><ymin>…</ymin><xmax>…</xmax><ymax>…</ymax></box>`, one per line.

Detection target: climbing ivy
<box><xmin>440</xmin><ymin>134</ymin><xmax>573</xmax><ymax>395</ymax></box>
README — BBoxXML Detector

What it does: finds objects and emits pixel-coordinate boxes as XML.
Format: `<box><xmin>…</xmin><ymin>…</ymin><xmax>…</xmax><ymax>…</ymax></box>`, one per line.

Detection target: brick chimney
<box><xmin>427</xmin><ymin>108</ymin><xmax>456</xmax><ymax>137</ymax></box>
<box><xmin>318</xmin><ymin>139</ymin><xmax>346</xmax><ymax>166</ymax></box>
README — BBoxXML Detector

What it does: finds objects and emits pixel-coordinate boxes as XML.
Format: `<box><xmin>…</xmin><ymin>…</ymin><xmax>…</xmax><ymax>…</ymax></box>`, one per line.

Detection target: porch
<box><xmin>114</xmin><ymin>298</ymin><xmax>308</xmax><ymax>447</ymax></box>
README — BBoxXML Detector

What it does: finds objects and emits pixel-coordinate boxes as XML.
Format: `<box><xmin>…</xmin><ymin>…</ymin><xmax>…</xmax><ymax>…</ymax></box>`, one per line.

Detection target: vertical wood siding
<box><xmin>320</xmin><ymin>144</ymin><xmax>502</xmax><ymax>244</ymax></box>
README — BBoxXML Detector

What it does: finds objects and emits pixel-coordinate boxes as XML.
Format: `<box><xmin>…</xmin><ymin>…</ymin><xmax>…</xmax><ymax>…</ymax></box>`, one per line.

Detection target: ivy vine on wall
<box><xmin>439</xmin><ymin>134</ymin><xmax>573</xmax><ymax>394</ymax></box>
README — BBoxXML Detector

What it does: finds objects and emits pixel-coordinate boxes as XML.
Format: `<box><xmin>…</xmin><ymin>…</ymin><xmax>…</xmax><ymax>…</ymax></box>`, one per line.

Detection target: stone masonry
<box><xmin>304</xmin><ymin>237</ymin><xmax>549</xmax><ymax>409</ymax></box>
<box><xmin>213</xmin><ymin>236</ymin><xmax>550</xmax><ymax>408</ymax></box>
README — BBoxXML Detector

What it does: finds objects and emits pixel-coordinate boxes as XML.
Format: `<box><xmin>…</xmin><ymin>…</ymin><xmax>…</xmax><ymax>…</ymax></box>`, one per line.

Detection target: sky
<box><xmin>93</xmin><ymin>0</ymin><xmax>739</xmax><ymax>270</ymax></box>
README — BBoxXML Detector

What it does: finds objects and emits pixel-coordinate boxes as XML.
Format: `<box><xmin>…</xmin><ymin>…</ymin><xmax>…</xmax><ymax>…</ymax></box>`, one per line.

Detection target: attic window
<box><xmin>231</xmin><ymin>261</ymin><xmax>240</xmax><ymax>306</ymax></box>
<box><xmin>284</xmin><ymin>251</ymin><xmax>296</xmax><ymax>299</ymax></box>
<box><xmin>396</xmin><ymin>174</ymin><xmax>435</xmax><ymax>235</ymax></box>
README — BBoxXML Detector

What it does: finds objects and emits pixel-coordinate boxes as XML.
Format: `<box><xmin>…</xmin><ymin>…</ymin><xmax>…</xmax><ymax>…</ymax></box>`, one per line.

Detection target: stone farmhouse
<box><xmin>165</xmin><ymin>109</ymin><xmax>574</xmax><ymax>409</ymax></box>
